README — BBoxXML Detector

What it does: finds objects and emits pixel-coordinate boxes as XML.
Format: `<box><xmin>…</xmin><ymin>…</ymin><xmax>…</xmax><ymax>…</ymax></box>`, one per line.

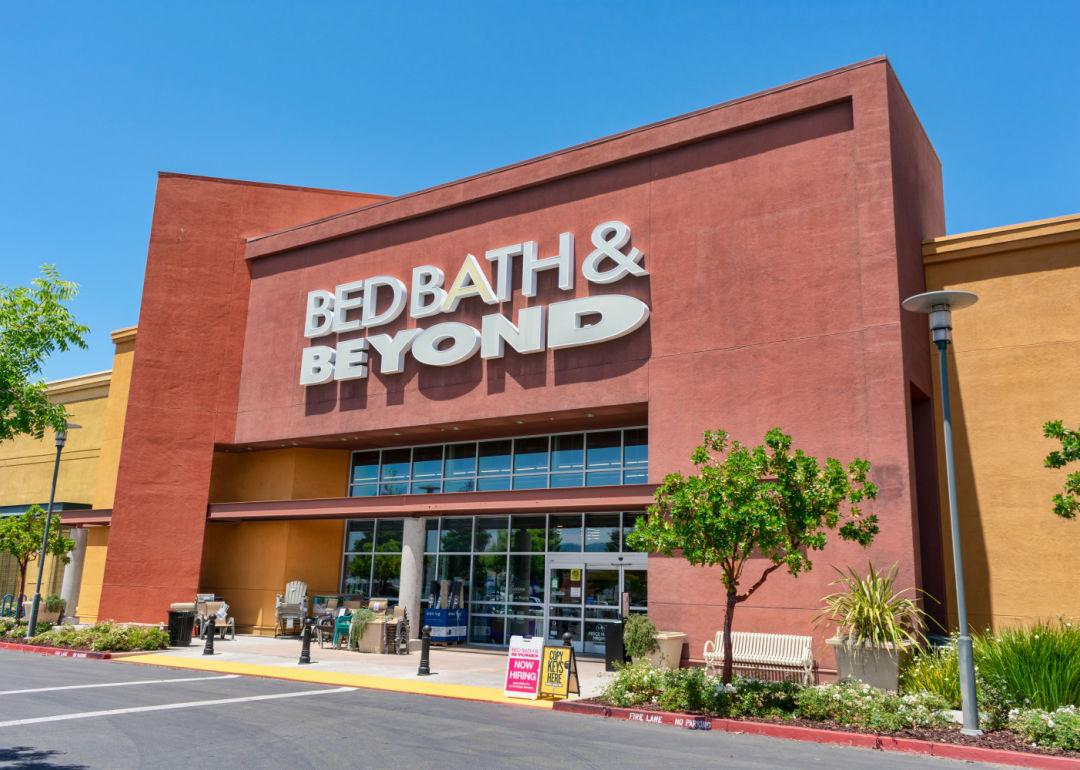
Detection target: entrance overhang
<box><xmin>207</xmin><ymin>484</ymin><xmax>657</xmax><ymax>522</ymax></box>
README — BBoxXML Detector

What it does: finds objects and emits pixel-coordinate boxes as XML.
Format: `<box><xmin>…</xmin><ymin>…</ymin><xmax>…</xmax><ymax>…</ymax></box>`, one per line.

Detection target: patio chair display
<box><xmin>313</xmin><ymin>597</ymin><xmax>340</xmax><ymax>648</ymax></box>
<box><xmin>196</xmin><ymin>600</ymin><xmax>236</xmax><ymax>641</ymax></box>
<box><xmin>274</xmin><ymin>580</ymin><xmax>308</xmax><ymax>637</ymax></box>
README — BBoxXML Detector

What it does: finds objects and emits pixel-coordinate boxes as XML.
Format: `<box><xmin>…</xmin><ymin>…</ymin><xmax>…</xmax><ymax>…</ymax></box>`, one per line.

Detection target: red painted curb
<box><xmin>0</xmin><ymin>641</ymin><xmax>112</xmax><ymax>659</ymax></box>
<box><xmin>551</xmin><ymin>700</ymin><xmax>1080</xmax><ymax>769</ymax></box>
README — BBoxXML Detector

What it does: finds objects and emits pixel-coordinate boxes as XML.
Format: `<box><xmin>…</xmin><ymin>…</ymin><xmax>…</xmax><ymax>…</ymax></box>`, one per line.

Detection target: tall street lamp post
<box><xmin>902</xmin><ymin>290</ymin><xmax>980</xmax><ymax>736</ymax></box>
<box><xmin>25</xmin><ymin>422</ymin><xmax>80</xmax><ymax>638</ymax></box>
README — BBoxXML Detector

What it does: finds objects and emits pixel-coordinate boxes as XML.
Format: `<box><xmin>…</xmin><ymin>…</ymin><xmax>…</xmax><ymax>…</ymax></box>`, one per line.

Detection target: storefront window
<box><xmin>474</xmin><ymin>516</ymin><xmax>508</xmax><ymax>553</ymax></box>
<box><xmin>345</xmin><ymin>520</ymin><xmax>374</xmax><ymax>552</ymax></box>
<box><xmin>471</xmin><ymin>554</ymin><xmax>507</xmax><ymax>612</ymax></box>
<box><xmin>440</xmin><ymin>517</ymin><xmax>473</xmax><ymax>552</ymax></box>
<box><xmin>623</xmin><ymin>428</ymin><xmax>649</xmax><ymax>484</ymax></box>
<box><xmin>548</xmin><ymin>514</ymin><xmax>583</xmax><ymax>552</ymax></box>
<box><xmin>584</xmin><ymin>513</ymin><xmax>620</xmax><ymax>553</ymax></box>
<box><xmin>478</xmin><ymin>440</ymin><xmax>512</xmax><ymax>476</ymax></box>
<box><xmin>342</xmin><ymin>554</ymin><xmax>372</xmax><ymax>596</ymax></box>
<box><xmin>368</xmin><ymin>511</ymin><xmax>647</xmax><ymax>648</ymax></box>
<box><xmin>445</xmin><ymin>443</ymin><xmax>477</xmax><ymax>474</ymax></box>
<box><xmin>348</xmin><ymin>428</ymin><xmax>647</xmax><ymax>497</ymax></box>
<box><xmin>586</xmin><ymin>431</ymin><xmax>621</xmax><ymax>469</ymax></box>
<box><xmin>510</xmin><ymin>515</ymin><xmax>545</xmax><ymax>553</ymax></box>
<box><xmin>340</xmin><ymin>518</ymin><xmax>404</xmax><ymax>600</ymax></box>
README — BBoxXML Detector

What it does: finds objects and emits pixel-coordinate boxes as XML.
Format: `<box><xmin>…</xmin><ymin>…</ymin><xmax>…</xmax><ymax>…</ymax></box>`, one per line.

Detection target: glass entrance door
<box><xmin>544</xmin><ymin>553</ymin><xmax>647</xmax><ymax>655</ymax></box>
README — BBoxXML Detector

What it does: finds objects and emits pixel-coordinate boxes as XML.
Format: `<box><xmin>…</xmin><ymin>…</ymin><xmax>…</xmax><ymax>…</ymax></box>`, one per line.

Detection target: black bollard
<box><xmin>202</xmin><ymin>616</ymin><xmax>216</xmax><ymax>656</ymax></box>
<box><xmin>562</xmin><ymin>631</ymin><xmax>573</xmax><ymax>647</ymax></box>
<box><xmin>417</xmin><ymin>625</ymin><xmax>432</xmax><ymax>676</ymax></box>
<box><xmin>298</xmin><ymin>618</ymin><xmax>312</xmax><ymax>665</ymax></box>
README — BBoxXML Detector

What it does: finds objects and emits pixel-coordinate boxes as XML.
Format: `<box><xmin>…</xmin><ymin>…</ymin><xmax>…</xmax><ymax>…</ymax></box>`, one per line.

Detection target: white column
<box><xmin>400</xmin><ymin>517</ymin><xmax>426</xmax><ymax>641</ymax></box>
<box><xmin>59</xmin><ymin>527</ymin><xmax>88</xmax><ymax>624</ymax></box>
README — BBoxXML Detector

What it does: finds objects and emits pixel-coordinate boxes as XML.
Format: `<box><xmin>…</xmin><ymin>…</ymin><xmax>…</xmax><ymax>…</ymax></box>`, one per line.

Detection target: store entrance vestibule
<box><xmin>544</xmin><ymin>552</ymin><xmax>647</xmax><ymax>655</ymax></box>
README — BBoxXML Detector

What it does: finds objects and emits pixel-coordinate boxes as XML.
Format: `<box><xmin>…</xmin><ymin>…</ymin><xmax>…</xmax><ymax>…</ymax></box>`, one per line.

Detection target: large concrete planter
<box><xmin>647</xmin><ymin>631</ymin><xmax>687</xmax><ymax>670</ymax></box>
<box><xmin>355</xmin><ymin>618</ymin><xmax>387</xmax><ymax>653</ymax></box>
<box><xmin>20</xmin><ymin>602</ymin><xmax>62</xmax><ymax>625</ymax></box>
<box><xmin>827</xmin><ymin>637</ymin><xmax>912</xmax><ymax>691</ymax></box>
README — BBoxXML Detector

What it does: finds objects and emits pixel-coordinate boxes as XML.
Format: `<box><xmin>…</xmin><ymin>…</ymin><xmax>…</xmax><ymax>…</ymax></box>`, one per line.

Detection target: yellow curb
<box><xmin>115</xmin><ymin>654</ymin><xmax>555</xmax><ymax>710</ymax></box>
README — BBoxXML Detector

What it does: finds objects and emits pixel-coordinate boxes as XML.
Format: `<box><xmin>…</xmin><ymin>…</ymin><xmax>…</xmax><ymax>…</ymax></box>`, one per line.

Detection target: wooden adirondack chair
<box><xmin>274</xmin><ymin>580</ymin><xmax>308</xmax><ymax>637</ymax></box>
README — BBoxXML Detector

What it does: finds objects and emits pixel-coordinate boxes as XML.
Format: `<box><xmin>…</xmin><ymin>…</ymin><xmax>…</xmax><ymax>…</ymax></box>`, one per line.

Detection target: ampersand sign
<box><xmin>582</xmin><ymin>221</ymin><xmax>648</xmax><ymax>284</ymax></box>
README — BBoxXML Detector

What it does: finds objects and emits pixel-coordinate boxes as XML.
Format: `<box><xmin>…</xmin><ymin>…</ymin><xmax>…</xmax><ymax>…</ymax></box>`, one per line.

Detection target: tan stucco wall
<box><xmin>202</xmin><ymin>447</ymin><xmax>350</xmax><ymax>633</ymax></box>
<box><xmin>0</xmin><ymin>326</ymin><xmax>138</xmax><ymax>621</ymax></box>
<box><xmin>923</xmin><ymin>213</ymin><xmax>1080</xmax><ymax>631</ymax></box>
<box><xmin>74</xmin><ymin>526</ymin><xmax>109</xmax><ymax>623</ymax></box>
<box><xmin>73</xmin><ymin>327</ymin><xmax>137</xmax><ymax>622</ymax></box>
<box><xmin>208</xmin><ymin>448</ymin><xmax>350</xmax><ymax>503</ymax></box>
<box><xmin>0</xmin><ymin>371</ymin><xmax>112</xmax><ymax>603</ymax></box>
<box><xmin>0</xmin><ymin>372</ymin><xmax>110</xmax><ymax>508</ymax></box>
<box><xmin>200</xmin><ymin>520</ymin><xmax>344</xmax><ymax>635</ymax></box>
<box><xmin>92</xmin><ymin>327</ymin><xmax>135</xmax><ymax>510</ymax></box>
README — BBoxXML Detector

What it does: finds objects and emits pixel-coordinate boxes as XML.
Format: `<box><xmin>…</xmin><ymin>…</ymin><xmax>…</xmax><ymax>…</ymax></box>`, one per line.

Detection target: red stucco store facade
<box><xmin>97</xmin><ymin>57</ymin><xmax>946</xmax><ymax>668</ymax></box>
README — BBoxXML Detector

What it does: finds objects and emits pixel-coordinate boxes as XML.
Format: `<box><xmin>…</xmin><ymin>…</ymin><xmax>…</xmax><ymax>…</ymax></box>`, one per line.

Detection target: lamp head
<box><xmin>902</xmin><ymin>290</ymin><xmax>978</xmax><ymax>345</ymax></box>
<box><xmin>56</xmin><ymin>422</ymin><xmax>82</xmax><ymax>448</ymax></box>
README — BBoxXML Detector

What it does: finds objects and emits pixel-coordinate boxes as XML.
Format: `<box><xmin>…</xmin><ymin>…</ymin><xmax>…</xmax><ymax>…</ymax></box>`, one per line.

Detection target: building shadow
<box><xmin>936</xmin><ymin>347</ymin><xmax>993</xmax><ymax>632</ymax></box>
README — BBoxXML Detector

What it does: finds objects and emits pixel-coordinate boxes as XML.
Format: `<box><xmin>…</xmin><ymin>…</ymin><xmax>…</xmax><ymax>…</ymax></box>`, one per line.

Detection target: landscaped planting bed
<box><xmin>0</xmin><ymin>619</ymin><xmax>169</xmax><ymax>652</ymax></box>
<box><xmin>591</xmin><ymin>659</ymin><xmax>1080</xmax><ymax>760</ymax></box>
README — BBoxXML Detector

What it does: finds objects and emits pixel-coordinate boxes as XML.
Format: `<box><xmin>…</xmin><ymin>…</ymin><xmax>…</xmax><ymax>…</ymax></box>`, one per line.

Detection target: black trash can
<box><xmin>604</xmin><ymin>621</ymin><xmax>626</xmax><ymax>672</ymax></box>
<box><xmin>167</xmin><ymin>610</ymin><xmax>196</xmax><ymax>647</ymax></box>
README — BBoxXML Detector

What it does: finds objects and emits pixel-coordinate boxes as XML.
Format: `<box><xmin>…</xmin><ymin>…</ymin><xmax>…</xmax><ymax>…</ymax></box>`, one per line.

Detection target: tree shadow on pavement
<box><xmin>0</xmin><ymin>746</ymin><xmax>89</xmax><ymax>769</ymax></box>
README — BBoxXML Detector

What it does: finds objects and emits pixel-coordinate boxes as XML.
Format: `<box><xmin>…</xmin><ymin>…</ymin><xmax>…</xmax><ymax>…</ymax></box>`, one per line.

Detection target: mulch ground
<box><xmin>576</xmin><ymin>698</ymin><xmax>1080</xmax><ymax>760</ymax></box>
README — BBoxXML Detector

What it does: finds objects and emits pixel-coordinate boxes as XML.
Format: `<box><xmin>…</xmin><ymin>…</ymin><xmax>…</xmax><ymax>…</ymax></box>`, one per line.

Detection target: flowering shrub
<box><xmin>0</xmin><ymin>618</ymin><xmax>52</xmax><ymax>638</ymax></box>
<box><xmin>795</xmin><ymin>681</ymin><xmax>949</xmax><ymax>731</ymax></box>
<box><xmin>600</xmin><ymin>660</ymin><xmax>1080</xmax><ymax>752</ymax></box>
<box><xmin>600</xmin><ymin>661</ymin><xmax>798</xmax><ymax>717</ymax></box>
<box><xmin>1009</xmin><ymin>706</ymin><xmax>1080</xmax><ymax>751</ymax></box>
<box><xmin>728</xmin><ymin>677</ymin><xmax>800</xmax><ymax>718</ymax></box>
<box><xmin>28</xmin><ymin>621</ymin><xmax>169</xmax><ymax>652</ymax></box>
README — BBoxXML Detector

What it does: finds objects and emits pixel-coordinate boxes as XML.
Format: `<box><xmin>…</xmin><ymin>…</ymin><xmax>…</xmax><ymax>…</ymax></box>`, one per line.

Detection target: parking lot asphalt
<box><xmin>0</xmin><ymin>651</ymin><xmax>999</xmax><ymax>769</ymax></box>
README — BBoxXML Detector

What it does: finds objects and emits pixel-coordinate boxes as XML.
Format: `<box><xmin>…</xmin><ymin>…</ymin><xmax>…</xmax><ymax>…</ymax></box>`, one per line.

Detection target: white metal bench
<box><xmin>703</xmin><ymin>631</ymin><xmax>815</xmax><ymax>684</ymax></box>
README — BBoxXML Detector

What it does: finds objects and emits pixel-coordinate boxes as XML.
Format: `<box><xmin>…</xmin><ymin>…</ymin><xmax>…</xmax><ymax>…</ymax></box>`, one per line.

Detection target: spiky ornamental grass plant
<box><xmin>976</xmin><ymin>620</ymin><xmax>1080</xmax><ymax>710</ymax></box>
<box><xmin>818</xmin><ymin>563</ymin><xmax>929</xmax><ymax>649</ymax></box>
<box><xmin>903</xmin><ymin>620</ymin><xmax>1080</xmax><ymax>713</ymax></box>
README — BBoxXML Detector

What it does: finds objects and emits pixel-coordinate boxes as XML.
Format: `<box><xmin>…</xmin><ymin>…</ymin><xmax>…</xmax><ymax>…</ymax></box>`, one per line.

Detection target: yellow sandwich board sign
<box><xmin>539</xmin><ymin>644</ymin><xmax>580</xmax><ymax>699</ymax></box>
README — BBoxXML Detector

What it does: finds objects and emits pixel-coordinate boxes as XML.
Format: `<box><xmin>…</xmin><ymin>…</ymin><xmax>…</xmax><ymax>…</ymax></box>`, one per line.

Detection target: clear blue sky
<box><xmin>2</xmin><ymin>2</ymin><xmax>1077</xmax><ymax>381</ymax></box>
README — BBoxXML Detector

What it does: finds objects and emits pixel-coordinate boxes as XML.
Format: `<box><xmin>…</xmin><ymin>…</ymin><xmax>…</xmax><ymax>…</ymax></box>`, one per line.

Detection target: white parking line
<box><xmin>0</xmin><ymin>686</ymin><xmax>355</xmax><ymax>728</ymax></box>
<box><xmin>0</xmin><ymin>674</ymin><xmax>240</xmax><ymax>696</ymax></box>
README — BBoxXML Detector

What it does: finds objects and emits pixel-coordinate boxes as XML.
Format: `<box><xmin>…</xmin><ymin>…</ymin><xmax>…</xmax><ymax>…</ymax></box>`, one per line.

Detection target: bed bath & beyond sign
<box><xmin>299</xmin><ymin>221</ymin><xmax>650</xmax><ymax>385</ymax></box>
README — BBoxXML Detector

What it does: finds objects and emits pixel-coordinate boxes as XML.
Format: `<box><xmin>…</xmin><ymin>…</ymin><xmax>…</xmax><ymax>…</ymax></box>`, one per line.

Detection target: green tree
<box><xmin>627</xmin><ymin>428</ymin><xmax>879</xmax><ymax>683</ymax></box>
<box><xmin>1043</xmin><ymin>420</ymin><xmax>1079</xmax><ymax>520</ymax></box>
<box><xmin>1</xmin><ymin>265</ymin><xmax>88</xmax><ymax>442</ymax></box>
<box><xmin>0</xmin><ymin>505</ymin><xmax>76</xmax><ymax>618</ymax></box>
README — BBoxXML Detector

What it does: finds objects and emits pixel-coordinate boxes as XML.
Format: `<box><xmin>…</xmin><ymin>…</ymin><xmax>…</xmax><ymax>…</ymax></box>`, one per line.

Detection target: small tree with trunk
<box><xmin>627</xmin><ymin>428</ymin><xmax>879</xmax><ymax>683</ymax></box>
<box><xmin>0</xmin><ymin>505</ymin><xmax>75</xmax><ymax>619</ymax></box>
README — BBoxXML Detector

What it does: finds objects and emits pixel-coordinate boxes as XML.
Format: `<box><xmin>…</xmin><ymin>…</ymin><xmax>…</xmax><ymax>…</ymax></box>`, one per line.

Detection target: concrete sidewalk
<box><xmin>117</xmin><ymin>635</ymin><xmax>611</xmax><ymax>709</ymax></box>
